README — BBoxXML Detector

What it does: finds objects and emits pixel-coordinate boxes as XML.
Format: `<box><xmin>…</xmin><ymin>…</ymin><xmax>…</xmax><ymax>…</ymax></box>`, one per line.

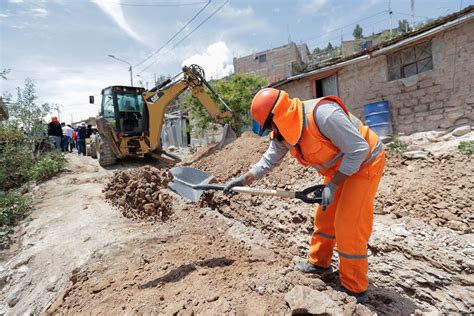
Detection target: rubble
<box><xmin>103</xmin><ymin>166</ymin><xmax>174</xmax><ymax>221</ymax></box>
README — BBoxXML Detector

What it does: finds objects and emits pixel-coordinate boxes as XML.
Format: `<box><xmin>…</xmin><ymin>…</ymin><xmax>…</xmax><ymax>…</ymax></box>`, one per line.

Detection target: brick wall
<box><xmin>234</xmin><ymin>43</ymin><xmax>307</xmax><ymax>84</ymax></box>
<box><xmin>278</xmin><ymin>20</ymin><xmax>474</xmax><ymax>134</ymax></box>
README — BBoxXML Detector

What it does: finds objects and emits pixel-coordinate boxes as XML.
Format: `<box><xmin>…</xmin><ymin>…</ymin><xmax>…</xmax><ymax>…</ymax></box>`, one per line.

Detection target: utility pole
<box><xmin>411</xmin><ymin>0</ymin><xmax>415</xmax><ymax>31</ymax></box>
<box><xmin>389</xmin><ymin>0</ymin><xmax>393</xmax><ymax>37</ymax></box>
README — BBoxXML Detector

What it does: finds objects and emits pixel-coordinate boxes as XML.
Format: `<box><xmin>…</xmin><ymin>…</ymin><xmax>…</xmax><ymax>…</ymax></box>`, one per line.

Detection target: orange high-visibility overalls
<box><xmin>271</xmin><ymin>92</ymin><xmax>385</xmax><ymax>293</ymax></box>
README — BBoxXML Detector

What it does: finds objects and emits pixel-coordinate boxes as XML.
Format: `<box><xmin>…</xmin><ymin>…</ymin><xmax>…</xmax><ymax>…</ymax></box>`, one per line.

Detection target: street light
<box><xmin>136</xmin><ymin>74</ymin><xmax>148</xmax><ymax>90</ymax></box>
<box><xmin>108</xmin><ymin>54</ymin><xmax>133</xmax><ymax>87</ymax></box>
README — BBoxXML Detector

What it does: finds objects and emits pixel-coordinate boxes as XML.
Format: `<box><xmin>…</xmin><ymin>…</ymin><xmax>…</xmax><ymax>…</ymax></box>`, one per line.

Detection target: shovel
<box><xmin>169</xmin><ymin>166</ymin><xmax>323</xmax><ymax>204</ymax></box>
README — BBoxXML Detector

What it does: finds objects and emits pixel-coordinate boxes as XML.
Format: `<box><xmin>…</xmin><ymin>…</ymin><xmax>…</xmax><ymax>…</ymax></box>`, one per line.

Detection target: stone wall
<box><xmin>278</xmin><ymin>20</ymin><xmax>474</xmax><ymax>134</ymax></box>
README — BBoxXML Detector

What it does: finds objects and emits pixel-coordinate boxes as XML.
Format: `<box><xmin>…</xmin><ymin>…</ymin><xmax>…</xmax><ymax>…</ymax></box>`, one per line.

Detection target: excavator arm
<box><xmin>142</xmin><ymin>64</ymin><xmax>234</xmax><ymax>152</ymax></box>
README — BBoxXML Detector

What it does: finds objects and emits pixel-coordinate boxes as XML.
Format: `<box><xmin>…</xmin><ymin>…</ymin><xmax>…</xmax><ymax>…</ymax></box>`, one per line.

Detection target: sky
<box><xmin>0</xmin><ymin>0</ymin><xmax>472</xmax><ymax>123</ymax></box>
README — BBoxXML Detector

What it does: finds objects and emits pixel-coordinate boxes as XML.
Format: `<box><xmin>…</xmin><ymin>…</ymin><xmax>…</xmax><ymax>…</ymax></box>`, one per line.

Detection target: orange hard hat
<box><xmin>250</xmin><ymin>88</ymin><xmax>280</xmax><ymax>136</ymax></box>
<box><xmin>51</xmin><ymin>116</ymin><xmax>58</xmax><ymax>122</ymax></box>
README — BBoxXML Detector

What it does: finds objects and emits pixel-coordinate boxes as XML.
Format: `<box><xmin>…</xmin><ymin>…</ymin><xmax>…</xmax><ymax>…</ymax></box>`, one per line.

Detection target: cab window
<box><xmin>102</xmin><ymin>94</ymin><xmax>115</xmax><ymax>119</ymax></box>
<box><xmin>117</xmin><ymin>93</ymin><xmax>145</xmax><ymax>113</ymax></box>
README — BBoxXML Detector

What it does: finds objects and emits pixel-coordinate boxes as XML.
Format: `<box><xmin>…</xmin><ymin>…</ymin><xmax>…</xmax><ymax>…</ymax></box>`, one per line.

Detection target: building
<box><xmin>233</xmin><ymin>43</ymin><xmax>310</xmax><ymax>85</ymax></box>
<box><xmin>341</xmin><ymin>34</ymin><xmax>384</xmax><ymax>57</ymax></box>
<box><xmin>271</xmin><ymin>6</ymin><xmax>474</xmax><ymax>135</ymax></box>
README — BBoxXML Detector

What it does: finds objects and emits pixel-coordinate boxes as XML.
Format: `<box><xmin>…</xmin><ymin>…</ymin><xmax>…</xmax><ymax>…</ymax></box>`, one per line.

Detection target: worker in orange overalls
<box><xmin>224</xmin><ymin>88</ymin><xmax>385</xmax><ymax>303</ymax></box>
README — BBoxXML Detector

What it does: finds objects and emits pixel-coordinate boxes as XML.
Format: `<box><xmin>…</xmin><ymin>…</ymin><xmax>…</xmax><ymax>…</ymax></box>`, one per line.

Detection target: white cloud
<box><xmin>181</xmin><ymin>41</ymin><xmax>234</xmax><ymax>80</ymax></box>
<box><xmin>273</xmin><ymin>8</ymin><xmax>281</xmax><ymax>13</ymax></box>
<box><xmin>92</xmin><ymin>0</ymin><xmax>144</xmax><ymax>44</ymax></box>
<box><xmin>218</xmin><ymin>5</ymin><xmax>253</xmax><ymax>19</ymax></box>
<box><xmin>8</xmin><ymin>0</ymin><xmax>24</xmax><ymax>3</ymax></box>
<box><xmin>299</xmin><ymin>0</ymin><xmax>328</xmax><ymax>13</ymax></box>
<box><xmin>31</xmin><ymin>8</ymin><xmax>48</xmax><ymax>18</ymax></box>
<box><xmin>0</xmin><ymin>13</ymin><xmax>9</xmax><ymax>18</ymax></box>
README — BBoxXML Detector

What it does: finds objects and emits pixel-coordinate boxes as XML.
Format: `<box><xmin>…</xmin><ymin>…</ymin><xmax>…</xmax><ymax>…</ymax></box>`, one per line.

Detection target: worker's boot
<box><xmin>295</xmin><ymin>261</ymin><xmax>333</xmax><ymax>275</ymax></box>
<box><xmin>336</xmin><ymin>285</ymin><xmax>369</xmax><ymax>303</ymax></box>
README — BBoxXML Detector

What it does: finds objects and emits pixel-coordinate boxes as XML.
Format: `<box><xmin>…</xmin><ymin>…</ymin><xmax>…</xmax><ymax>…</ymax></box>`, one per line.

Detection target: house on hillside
<box><xmin>268</xmin><ymin>6</ymin><xmax>474</xmax><ymax>135</ymax></box>
<box><xmin>233</xmin><ymin>43</ymin><xmax>310</xmax><ymax>85</ymax></box>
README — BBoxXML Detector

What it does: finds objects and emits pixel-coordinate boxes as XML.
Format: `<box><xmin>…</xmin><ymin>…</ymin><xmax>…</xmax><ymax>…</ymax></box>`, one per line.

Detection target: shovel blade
<box><xmin>169</xmin><ymin>166</ymin><xmax>214</xmax><ymax>202</ymax></box>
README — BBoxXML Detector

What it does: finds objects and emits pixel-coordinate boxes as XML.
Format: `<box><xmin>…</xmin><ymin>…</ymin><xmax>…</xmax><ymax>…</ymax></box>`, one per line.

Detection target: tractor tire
<box><xmin>90</xmin><ymin>135</ymin><xmax>97</xmax><ymax>159</ymax></box>
<box><xmin>97</xmin><ymin>135</ymin><xmax>117</xmax><ymax>167</ymax></box>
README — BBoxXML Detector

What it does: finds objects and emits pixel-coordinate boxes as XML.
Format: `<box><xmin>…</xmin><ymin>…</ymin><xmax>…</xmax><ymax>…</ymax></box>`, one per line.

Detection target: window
<box><xmin>315</xmin><ymin>74</ymin><xmax>338</xmax><ymax>97</ymax></box>
<box><xmin>387</xmin><ymin>41</ymin><xmax>433</xmax><ymax>81</ymax></box>
<box><xmin>117</xmin><ymin>93</ymin><xmax>145</xmax><ymax>113</ymax></box>
<box><xmin>102</xmin><ymin>95</ymin><xmax>115</xmax><ymax>119</ymax></box>
<box><xmin>258</xmin><ymin>54</ymin><xmax>267</xmax><ymax>63</ymax></box>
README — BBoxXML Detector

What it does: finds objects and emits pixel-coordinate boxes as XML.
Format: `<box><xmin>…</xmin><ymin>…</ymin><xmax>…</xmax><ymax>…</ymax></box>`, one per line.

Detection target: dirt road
<box><xmin>0</xmin><ymin>133</ymin><xmax>473</xmax><ymax>315</ymax></box>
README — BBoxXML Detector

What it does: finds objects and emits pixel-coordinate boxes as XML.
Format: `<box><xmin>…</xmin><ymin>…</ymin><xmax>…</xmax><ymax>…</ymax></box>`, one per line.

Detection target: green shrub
<box><xmin>0</xmin><ymin>191</ymin><xmax>30</xmax><ymax>237</ymax></box>
<box><xmin>386</xmin><ymin>138</ymin><xmax>407</xmax><ymax>154</ymax></box>
<box><xmin>458</xmin><ymin>141</ymin><xmax>474</xmax><ymax>156</ymax></box>
<box><xmin>0</xmin><ymin>144</ymin><xmax>35</xmax><ymax>190</ymax></box>
<box><xmin>26</xmin><ymin>152</ymin><xmax>64</xmax><ymax>181</ymax></box>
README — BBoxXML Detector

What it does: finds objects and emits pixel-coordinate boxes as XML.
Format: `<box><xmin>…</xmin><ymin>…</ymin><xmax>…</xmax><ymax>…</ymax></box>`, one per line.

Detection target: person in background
<box><xmin>61</xmin><ymin>123</ymin><xmax>73</xmax><ymax>153</ymax></box>
<box><xmin>72</xmin><ymin>128</ymin><xmax>77</xmax><ymax>152</ymax></box>
<box><xmin>47</xmin><ymin>117</ymin><xmax>63</xmax><ymax>150</ymax></box>
<box><xmin>86</xmin><ymin>124</ymin><xmax>94</xmax><ymax>139</ymax></box>
<box><xmin>76</xmin><ymin>122</ymin><xmax>87</xmax><ymax>155</ymax></box>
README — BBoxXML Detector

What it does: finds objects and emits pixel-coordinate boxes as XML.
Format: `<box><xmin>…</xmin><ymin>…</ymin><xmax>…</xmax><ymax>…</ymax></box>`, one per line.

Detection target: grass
<box><xmin>386</xmin><ymin>138</ymin><xmax>407</xmax><ymax>154</ymax></box>
<box><xmin>458</xmin><ymin>141</ymin><xmax>474</xmax><ymax>156</ymax></box>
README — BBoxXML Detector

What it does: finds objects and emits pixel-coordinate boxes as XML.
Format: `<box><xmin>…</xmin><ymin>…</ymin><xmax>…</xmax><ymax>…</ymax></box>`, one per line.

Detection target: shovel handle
<box><xmin>193</xmin><ymin>184</ymin><xmax>323</xmax><ymax>204</ymax></box>
<box><xmin>232</xmin><ymin>185</ymin><xmax>324</xmax><ymax>204</ymax></box>
<box><xmin>231</xmin><ymin>186</ymin><xmax>296</xmax><ymax>198</ymax></box>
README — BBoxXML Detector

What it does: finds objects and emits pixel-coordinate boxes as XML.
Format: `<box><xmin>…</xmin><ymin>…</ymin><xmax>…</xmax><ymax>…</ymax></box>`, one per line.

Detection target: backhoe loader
<box><xmin>89</xmin><ymin>64</ymin><xmax>236</xmax><ymax>167</ymax></box>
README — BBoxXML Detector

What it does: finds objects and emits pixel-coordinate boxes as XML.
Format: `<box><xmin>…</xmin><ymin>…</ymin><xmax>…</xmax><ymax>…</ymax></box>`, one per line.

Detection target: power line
<box><xmin>392</xmin><ymin>10</ymin><xmax>429</xmax><ymax>19</ymax></box>
<box><xmin>137</xmin><ymin>0</ymin><xmax>229</xmax><ymax>75</ymax></box>
<box><xmin>103</xmin><ymin>1</ymin><xmax>208</xmax><ymax>7</ymax></box>
<box><xmin>133</xmin><ymin>0</ymin><xmax>212</xmax><ymax>68</ymax></box>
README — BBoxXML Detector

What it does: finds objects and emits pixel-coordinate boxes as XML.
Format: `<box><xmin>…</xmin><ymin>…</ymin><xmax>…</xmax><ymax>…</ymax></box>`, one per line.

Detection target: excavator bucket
<box><xmin>218</xmin><ymin>124</ymin><xmax>237</xmax><ymax>149</ymax></box>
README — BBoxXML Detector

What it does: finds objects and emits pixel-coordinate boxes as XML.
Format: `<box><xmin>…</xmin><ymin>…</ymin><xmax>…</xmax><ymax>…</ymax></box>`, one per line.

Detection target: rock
<box><xmin>7</xmin><ymin>290</ymin><xmax>20</xmax><ymax>307</ymax></box>
<box><xmin>168</xmin><ymin>146</ymin><xmax>177</xmax><ymax>152</ymax></box>
<box><xmin>285</xmin><ymin>285</ymin><xmax>345</xmax><ymax>315</ymax></box>
<box><xmin>0</xmin><ymin>275</ymin><xmax>8</xmax><ymax>290</ymax></box>
<box><xmin>451</xmin><ymin>125</ymin><xmax>471</xmax><ymax>137</ymax></box>
<box><xmin>390</xmin><ymin>224</ymin><xmax>411</xmax><ymax>237</ymax></box>
<box><xmin>207</xmin><ymin>295</ymin><xmax>219</xmax><ymax>302</ymax></box>
<box><xmin>406</xmin><ymin>144</ymin><xmax>424</xmax><ymax>151</ymax></box>
<box><xmin>402</xmin><ymin>151</ymin><xmax>428</xmax><ymax>159</ymax></box>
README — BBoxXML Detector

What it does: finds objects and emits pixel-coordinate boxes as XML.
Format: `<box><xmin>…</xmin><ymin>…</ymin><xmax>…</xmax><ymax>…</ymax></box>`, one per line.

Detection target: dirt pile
<box><xmin>103</xmin><ymin>166</ymin><xmax>174</xmax><ymax>221</ymax></box>
<box><xmin>375</xmin><ymin>152</ymin><xmax>473</xmax><ymax>233</ymax></box>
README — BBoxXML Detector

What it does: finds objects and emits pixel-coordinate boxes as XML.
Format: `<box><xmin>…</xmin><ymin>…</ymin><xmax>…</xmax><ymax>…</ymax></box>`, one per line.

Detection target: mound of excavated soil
<box><xmin>187</xmin><ymin>132</ymin><xmax>473</xmax><ymax>233</ymax></box>
<box><xmin>103</xmin><ymin>166</ymin><xmax>174</xmax><ymax>221</ymax></box>
<box><xmin>375</xmin><ymin>152</ymin><xmax>473</xmax><ymax>233</ymax></box>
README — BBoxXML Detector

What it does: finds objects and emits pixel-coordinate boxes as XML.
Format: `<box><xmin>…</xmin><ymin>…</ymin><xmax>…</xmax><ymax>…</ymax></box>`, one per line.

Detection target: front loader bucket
<box><xmin>218</xmin><ymin>124</ymin><xmax>237</xmax><ymax>149</ymax></box>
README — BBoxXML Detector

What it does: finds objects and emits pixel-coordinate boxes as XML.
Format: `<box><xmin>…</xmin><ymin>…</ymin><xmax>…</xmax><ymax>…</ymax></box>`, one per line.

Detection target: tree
<box><xmin>1</xmin><ymin>69</ymin><xmax>10</xmax><ymax>80</ymax></box>
<box><xmin>397</xmin><ymin>19</ymin><xmax>412</xmax><ymax>33</ymax></box>
<box><xmin>4</xmin><ymin>78</ymin><xmax>50</xmax><ymax>150</ymax></box>
<box><xmin>326</xmin><ymin>42</ymin><xmax>334</xmax><ymax>51</ymax></box>
<box><xmin>353</xmin><ymin>24</ymin><xmax>363</xmax><ymax>39</ymax></box>
<box><xmin>182</xmin><ymin>73</ymin><xmax>267</xmax><ymax>136</ymax></box>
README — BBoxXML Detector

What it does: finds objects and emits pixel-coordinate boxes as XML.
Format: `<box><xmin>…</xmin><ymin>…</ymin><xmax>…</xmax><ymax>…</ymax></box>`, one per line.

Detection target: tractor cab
<box><xmin>98</xmin><ymin>86</ymin><xmax>148</xmax><ymax>136</ymax></box>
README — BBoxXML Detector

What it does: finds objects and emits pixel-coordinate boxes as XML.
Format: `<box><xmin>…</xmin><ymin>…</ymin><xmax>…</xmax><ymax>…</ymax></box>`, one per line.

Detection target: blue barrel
<box><xmin>252</xmin><ymin>119</ymin><xmax>269</xmax><ymax>136</ymax></box>
<box><xmin>364</xmin><ymin>101</ymin><xmax>393</xmax><ymax>137</ymax></box>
